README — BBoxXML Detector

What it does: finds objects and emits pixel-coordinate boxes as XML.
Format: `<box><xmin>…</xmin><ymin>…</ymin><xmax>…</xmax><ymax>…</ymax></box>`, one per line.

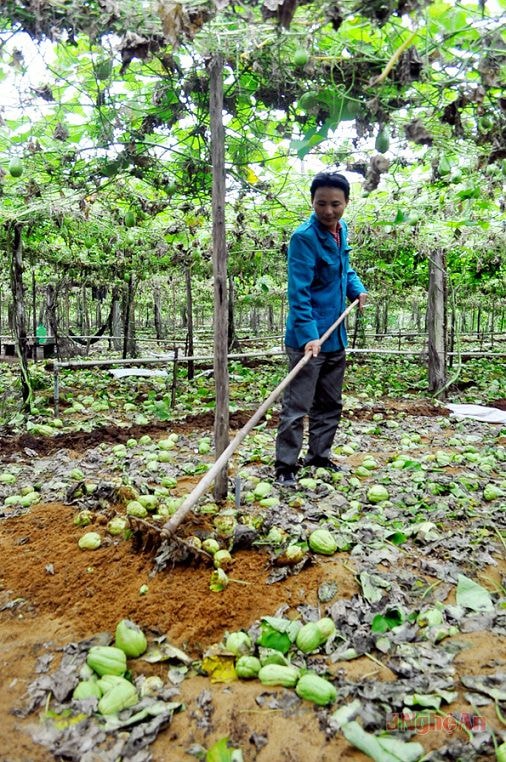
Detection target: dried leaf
<box><xmin>318</xmin><ymin>581</ymin><xmax>338</xmax><ymax>602</ymax></box>
<box><xmin>460</xmin><ymin>674</ymin><xmax>506</xmax><ymax>701</ymax></box>
<box><xmin>359</xmin><ymin>571</ymin><xmax>391</xmax><ymax>603</ymax></box>
<box><xmin>156</xmin><ymin>0</ymin><xmax>210</xmax><ymax>47</ymax></box>
<box><xmin>201</xmin><ymin>653</ymin><xmax>237</xmax><ymax>683</ymax></box>
<box><xmin>456</xmin><ymin>574</ymin><xmax>494</xmax><ymax>612</ymax></box>
<box><xmin>141</xmin><ymin>641</ymin><xmax>191</xmax><ymax>665</ymax></box>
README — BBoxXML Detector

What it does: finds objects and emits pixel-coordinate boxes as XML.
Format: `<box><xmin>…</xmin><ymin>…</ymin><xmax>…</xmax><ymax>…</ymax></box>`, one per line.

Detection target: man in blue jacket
<box><xmin>275</xmin><ymin>172</ymin><xmax>367</xmax><ymax>486</ymax></box>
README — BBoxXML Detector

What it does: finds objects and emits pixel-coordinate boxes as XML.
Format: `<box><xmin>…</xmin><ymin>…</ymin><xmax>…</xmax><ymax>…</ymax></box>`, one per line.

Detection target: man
<box><xmin>275</xmin><ymin>172</ymin><xmax>367</xmax><ymax>486</ymax></box>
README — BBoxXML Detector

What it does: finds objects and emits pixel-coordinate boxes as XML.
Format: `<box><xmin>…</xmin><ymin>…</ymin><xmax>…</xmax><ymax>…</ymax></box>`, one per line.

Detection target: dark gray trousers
<box><xmin>275</xmin><ymin>348</ymin><xmax>346</xmax><ymax>469</ymax></box>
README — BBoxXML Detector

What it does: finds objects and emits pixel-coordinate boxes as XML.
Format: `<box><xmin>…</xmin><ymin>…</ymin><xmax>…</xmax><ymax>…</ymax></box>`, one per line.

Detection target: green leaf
<box><xmin>341</xmin><ymin>721</ymin><xmax>424</xmax><ymax>762</ymax></box>
<box><xmin>393</xmin><ymin>209</ymin><xmax>408</xmax><ymax>224</ymax></box>
<box><xmin>456</xmin><ymin>187</ymin><xmax>480</xmax><ymax>200</ymax></box>
<box><xmin>261</xmin><ymin>616</ymin><xmax>294</xmax><ymax>634</ymax></box>
<box><xmin>330</xmin><ymin>699</ymin><xmax>362</xmax><ymax>729</ymax></box>
<box><xmin>206</xmin><ymin>737</ymin><xmax>243</xmax><ymax>762</ymax></box>
<box><xmin>238</xmin><ymin>72</ymin><xmax>258</xmax><ymax>94</ymax></box>
<box><xmin>371</xmin><ymin>609</ymin><xmax>403</xmax><ymax>633</ymax></box>
<box><xmin>257</xmin><ymin>617</ymin><xmax>299</xmax><ymax>652</ymax></box>
<box><xmin>401</xmin><ymin>460</ymin><xmax>422</xmax><ymax>470</ymax></box>
<box><xmin>404</xmin><ymin>693</ymin><xmax>441</xmax><ymax>709</ymax></box>
<box><xmin>290</xmin><ymin>129</ymin><xmax>327</xmax><ymax>159</ymax></box>
<box><xmin>371</xmin><ymin>615</ymin><xmax>390</xmax><ymax>633</ymax></box>
<box><xmin>43</xmin><ymin>707</ymin><xmax>88</xmax><ymax>730</ymax></box>
<box><xmin>456</xmin><ymin>574</ymin><xmax>494</xmax><ymax>612</ymax></box>
<box><xmin>386</xmin><ymin>531</ymin><xmax>407</xmax><ymax>545</ymax></box>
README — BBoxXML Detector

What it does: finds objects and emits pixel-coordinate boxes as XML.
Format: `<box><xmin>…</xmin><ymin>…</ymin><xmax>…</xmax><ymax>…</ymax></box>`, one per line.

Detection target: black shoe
<box><xmin>305</xmin><ymin>457</ymin><xmax>342</xmax><ymax>473</ymax></box>
<box><xmin>275</xmin><ymin>468</ymin><xmax>297</xmax><ymax>487</ymax></box>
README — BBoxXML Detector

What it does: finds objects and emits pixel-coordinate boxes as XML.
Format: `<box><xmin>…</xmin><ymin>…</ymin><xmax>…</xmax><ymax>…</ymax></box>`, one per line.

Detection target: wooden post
<box><xmin>31</xmin><ymin>270</ymin><xmax>37</xmax><ymax>360</ymax></box>
<box><xmin>46</xmin><ymin>284</ymin><xmax>60</xmax><ymax>360</ymax></box>
<box><xmin>9</xmin><ymin>223</ymin><xmax>31</xmax><ymax>406</ymax></box>
<box><xmin>427</xmin><ymin>248</ymin><xmax>447</xmax><ymax>395</ymax></box>
<box><xmin>449</xmin><ymin>301</ymin><xmax>455</xmax><ymax>368</ymax></box>
<box><xmin>382</xmin><ymin>299</ymin><xmax>389</xmax><ymax>335</ymax></box>
<box><xmin>228</xmin><ymin>274</ymin><xmax>240</xmax><ymax>351</ymax></box>
<box><xmin>122</xmin><ymin>274</ymin><xmax>135</xmax><ymax>359</ymax></box>
<box><xmin>209</xmin><ymin>52</ymin><xmax>229</xmax><ymax>503</ymax></box>
<box><xmin>110</xmin><ymin>286</ymin><xmax>122</xmax><ymax>351</ymax></box>
<box><xmin>54</xmin><ymin>366</ymin><xmax>60</xmax><ymax>417</ymax></box>
<box><xmin>171</xmin><ymin>346</ymin><xmax>179</xmax><ymax>408</ymax></box>
<box><xmin>81</xmin><ymin>283</ymin><xmax>90</xmax><ymax>355</ymax></box>
<box><xmin>185</xmin><ymin>265</ymin><xmax>195</xmax><ymax>380</ymax></box>
<box><xmin>154</xmin><ymin>281</ymin><xmax>164</xmax><ymax>340</ymax></box>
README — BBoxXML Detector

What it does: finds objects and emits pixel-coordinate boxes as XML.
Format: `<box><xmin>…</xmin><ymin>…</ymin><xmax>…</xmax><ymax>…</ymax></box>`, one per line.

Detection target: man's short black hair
<box><xmin>310</xmin><ymin>172</ymin><xmax>350</xmax><ymax>202</ymax></box>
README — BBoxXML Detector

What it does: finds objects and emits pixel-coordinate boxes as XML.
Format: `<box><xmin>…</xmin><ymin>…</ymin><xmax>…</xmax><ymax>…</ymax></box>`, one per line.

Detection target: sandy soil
<box><xmin>1</xmin><ymin>407</ymin><xmax>505</xmax><ymax>761</ymax></box>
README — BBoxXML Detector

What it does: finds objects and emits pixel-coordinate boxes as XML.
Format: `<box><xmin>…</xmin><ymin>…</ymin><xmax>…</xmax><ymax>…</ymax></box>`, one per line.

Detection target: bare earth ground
<box><xmin>3</xmin><ymin>508</ymin><xmax>505</xmax><ymax>762</ymax></box>
<box><xmin>0</xmin><ymin>402</ymin><xmax>505</xmax><ymax>761</ymax></box>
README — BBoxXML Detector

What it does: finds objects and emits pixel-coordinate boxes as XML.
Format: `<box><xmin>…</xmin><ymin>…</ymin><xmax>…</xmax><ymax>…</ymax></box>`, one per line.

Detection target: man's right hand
<box><xmin>305</xmin><ymin>340</ymin><xmax>320</xmax><ymax>357</ymax></box>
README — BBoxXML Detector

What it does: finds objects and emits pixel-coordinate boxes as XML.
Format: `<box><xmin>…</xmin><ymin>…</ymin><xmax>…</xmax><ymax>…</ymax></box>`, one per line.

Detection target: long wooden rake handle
<box><xmin>160</xmin><ymin>299</ymin><xmax>359</xmax><ymax>539</ymax></box>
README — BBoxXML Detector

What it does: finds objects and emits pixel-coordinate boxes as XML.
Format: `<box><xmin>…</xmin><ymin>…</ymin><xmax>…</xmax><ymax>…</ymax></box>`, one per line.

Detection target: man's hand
<box><xmin>305</xmin><ymin>339</ymin><xmax>320</xmax><ymax>357</ymax></box>
<box><xmin>358</xmin><ymin>292</ymin><xmax>367</xmax><ymax>312</ymax></box>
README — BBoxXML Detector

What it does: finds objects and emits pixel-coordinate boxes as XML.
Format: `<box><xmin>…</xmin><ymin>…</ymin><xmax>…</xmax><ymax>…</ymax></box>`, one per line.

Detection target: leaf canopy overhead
<box><xmin>0</xmin><ymin>0</ymin><xmax>504</xmax><ymax>291</ymax></box>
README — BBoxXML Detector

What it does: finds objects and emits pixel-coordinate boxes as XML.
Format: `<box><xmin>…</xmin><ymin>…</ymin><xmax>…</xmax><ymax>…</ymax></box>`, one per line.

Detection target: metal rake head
<box><xmin>128</xmin><ymin>516</ymin><xmax>166</xmax><ymax>553</ymax></box>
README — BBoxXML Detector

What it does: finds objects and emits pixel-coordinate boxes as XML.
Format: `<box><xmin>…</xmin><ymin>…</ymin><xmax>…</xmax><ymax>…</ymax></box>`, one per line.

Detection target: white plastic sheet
<box><xmin>446</xmin><ymin>403</ymin><xmax>506</xmax><ymax>424</ymax></box>
<box><xmin>109</xmin><ymin>367</ymin><xmax>169</xmax><ymax>379</ymax></box>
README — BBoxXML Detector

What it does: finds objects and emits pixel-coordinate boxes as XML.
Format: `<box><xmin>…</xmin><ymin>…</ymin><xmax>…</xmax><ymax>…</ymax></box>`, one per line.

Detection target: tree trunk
<box><xmin>209</xmin><ymin>53</ymin><xmax>229</xmax><ymax>503</ymax></box>
<box><xmin>228</xmin><ymin>274</ymin><xmax>240</xmax><ymax>351</ymax></box>
<box><xmin>79</xmin><ymin>285</ymin><xmax>89</xmax><ymax>336</ymax></box>
<box><xmin>122</xmin><ymin>276</ymin><xmax>137</xmax><ymax>358</ymax></box>
<box><xmin>46</xmin><ymin>283</ymin><xmax>60</xmax><ymax>360</ymax></box>
<box><xmin>80</xmin><ymin>283</ymin><xmax>91</xmax><ymax>354</ymax></box>
<box><xmin>153</xmin><ymin>281</ymin><xmax>164</xmax><ymax>340</ymax></box>
<box><xmin>170</xmin><ymin>279</ymin><xmax>178</xmax><ymax>341</ymax></box>
<box><xmin>375</xmin><ymin>302</ymin><xmax>381</xmax><ymax>338</ymax></box>
<box><xmin>9</xmin><ymin>224</ymin><xmax>31</xmax><ymax>406</ymax></box>
<box><xmin>110</xmin><ymin>286</ymin><xmax>122</xmax><ymax>350</ymax></box>
<box><xmin>185</xmin><ymin>265</ymin><xmax>194</xmax><ymax>380</ymax></box>
<box><xmin>382</xmin><ymin>301</ymin><xmax>389</xmax><ymax>335</ymax></box>
<box><xmin>448</xmin><ymin>302</ymin><xmax>455</xmax><ymax>368</ymax></box>
<box><xmin>31</xmin><ymin>270</ymin><xmax>37</xmax><ymax>358</ymax></box>
<box><xmin>8</xmin><ymin>301</ymin><xmax>14</xmax><ymax>332</ymax></box>
<box><xmin>95</xmin><ymin>296</ymin><xmax>102</xmax><ymax>332</ymax></box>
<box><xmin>63</xmin><ymin>288</ymin><xmax>70</xmax><ymax>334</ymax></box>
<box><xmin>427</xmin><ymin>248</ymin><xmax>447</xmax><ymax>395</ymax></box>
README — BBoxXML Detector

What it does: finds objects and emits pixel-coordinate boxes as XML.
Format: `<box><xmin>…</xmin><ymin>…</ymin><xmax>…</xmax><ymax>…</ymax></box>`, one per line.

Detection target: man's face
<box><xmin>312</xmin><ymin>186</ymin><xmax>348</xmax><ymax>232</ymax></box>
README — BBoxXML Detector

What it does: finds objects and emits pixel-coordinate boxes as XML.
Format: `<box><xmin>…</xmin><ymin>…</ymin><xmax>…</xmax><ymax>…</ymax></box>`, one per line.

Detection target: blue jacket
<box><xmin>284</xmin><ymin>212</ymin><xmax>366</xmax><ymax>352</ymax></box>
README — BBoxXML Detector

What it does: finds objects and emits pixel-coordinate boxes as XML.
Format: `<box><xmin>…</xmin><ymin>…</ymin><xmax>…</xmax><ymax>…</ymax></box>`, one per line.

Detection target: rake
<box><xmin>129</xmin><ymin>299</ymin><xmax>358</xmax><ymax>553</ymax></box>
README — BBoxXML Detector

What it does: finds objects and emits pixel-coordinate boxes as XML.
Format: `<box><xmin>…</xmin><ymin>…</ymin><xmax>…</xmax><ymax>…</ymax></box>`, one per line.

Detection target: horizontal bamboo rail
<box><xmin>49</xmin><ymin>346</ymin><xmax>506</xmax><ymax>416</ymax></box>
